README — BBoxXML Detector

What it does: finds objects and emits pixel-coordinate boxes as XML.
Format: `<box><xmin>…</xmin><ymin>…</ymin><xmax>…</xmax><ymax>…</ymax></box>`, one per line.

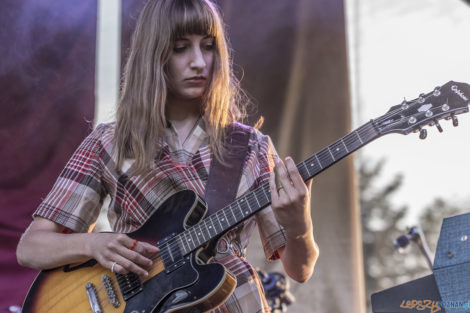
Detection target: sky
<box><xmin>347</xmin><ymin>0</ymin><xmax>470</xmax><ymax>224</ymax></box>
<box><xmin>95</xmin><ymin>0</ymin><xmax>470</xmax><ymax>226</ymax></box>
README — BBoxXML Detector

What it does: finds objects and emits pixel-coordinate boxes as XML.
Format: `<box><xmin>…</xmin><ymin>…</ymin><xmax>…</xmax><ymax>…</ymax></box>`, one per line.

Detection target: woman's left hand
<box><xmin>269</xmin><ymin>156</ymin><xmax>313</xmax><ymax>237</ymax></box>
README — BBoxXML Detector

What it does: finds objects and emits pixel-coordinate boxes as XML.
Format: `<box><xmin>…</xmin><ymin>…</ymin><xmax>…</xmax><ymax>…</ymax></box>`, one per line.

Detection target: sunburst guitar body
<box><xmin>22</xmin><ymin>190</ymin><xmax>236</xmax><ymax>313</ymax></box>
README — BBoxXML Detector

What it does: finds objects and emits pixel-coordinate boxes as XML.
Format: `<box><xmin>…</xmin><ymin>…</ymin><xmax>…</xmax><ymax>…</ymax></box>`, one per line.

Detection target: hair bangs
<box><xmin>169</xmin><ymin>0</ymin><xmax>217</xmax><ymax>40</ymax></box>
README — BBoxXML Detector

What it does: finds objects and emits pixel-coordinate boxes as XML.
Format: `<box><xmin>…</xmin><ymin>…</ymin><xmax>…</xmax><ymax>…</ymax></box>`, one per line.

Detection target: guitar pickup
<box><xmin>165</xmin><ymin>257</ymin><xmax>187</xmax><ymax>274</ymax></box>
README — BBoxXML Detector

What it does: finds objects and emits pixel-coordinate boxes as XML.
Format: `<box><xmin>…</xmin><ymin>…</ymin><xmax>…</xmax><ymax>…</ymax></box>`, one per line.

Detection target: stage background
<box><xmin>0</xmin><ymin>1</ymin><xmax>365</xmax><ymax>312</ymax></box>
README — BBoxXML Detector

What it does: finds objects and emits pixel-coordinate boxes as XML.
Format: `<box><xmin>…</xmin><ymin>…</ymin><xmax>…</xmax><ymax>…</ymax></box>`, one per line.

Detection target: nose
<box><xmin>189</xmin><ymin>46</ymin><xmax>206</xmax><ymax>70</ymax></box>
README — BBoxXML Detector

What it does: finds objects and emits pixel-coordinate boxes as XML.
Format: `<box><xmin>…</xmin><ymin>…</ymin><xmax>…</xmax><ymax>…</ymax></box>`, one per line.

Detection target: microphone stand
<box><xmin>394</xmin><ymin>226</ymin><xmax>434</xmax><ymax>270</ymax></box>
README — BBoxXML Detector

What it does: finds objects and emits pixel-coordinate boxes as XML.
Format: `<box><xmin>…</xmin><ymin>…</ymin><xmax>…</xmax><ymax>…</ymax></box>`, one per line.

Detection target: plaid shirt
<box><xmin>34</xmin><ymin>119</ymin><xmax>286</xmax><ymax>313</ymax></box>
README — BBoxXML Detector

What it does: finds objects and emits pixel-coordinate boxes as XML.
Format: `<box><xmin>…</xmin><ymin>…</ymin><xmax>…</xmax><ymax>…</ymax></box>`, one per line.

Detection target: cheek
<box><xmin>206</xmin><ymin>54</ymin><xmax>215</xmax><ymax>73</ymax></box>
<box><xmin>167</xmin><ymin>56</ymin><xmax>185</xmax><ymax>78</ymax></box>
<box><xmin>167</xmin><ymin>60</ymin><xmax>178</xmax><ymax>79</ymax></box>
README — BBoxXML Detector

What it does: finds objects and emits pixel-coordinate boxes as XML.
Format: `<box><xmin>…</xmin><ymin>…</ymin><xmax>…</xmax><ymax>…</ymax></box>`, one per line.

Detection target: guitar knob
<box><xmin>452</xmin><ymin>115</ymin><xmax>459</xmax><ymax>127</ymax></box>
<box><xmin>434</xmin><ymin>119</ymin><xmax>443</xmax><ymax>133</ymax></box>
<box><xmin>419</xmin><ymin>128</ymin><xmax>427</xmax><ymax>140</ymax></box>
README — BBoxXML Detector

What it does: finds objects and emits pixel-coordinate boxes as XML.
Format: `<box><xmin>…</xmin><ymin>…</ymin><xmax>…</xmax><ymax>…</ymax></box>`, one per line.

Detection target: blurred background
<box><xmin>0</xmin><ymin>0</ymin><xmax>469</xmax><ymax>312</ymax></box>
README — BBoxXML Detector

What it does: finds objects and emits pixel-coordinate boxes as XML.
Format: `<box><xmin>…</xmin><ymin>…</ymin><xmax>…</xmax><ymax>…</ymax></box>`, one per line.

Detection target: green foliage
<box><xmin>360</xmin><ymin>157</ymin><xmax>469</xmax><ymax>312</ymax></box>
<box><xmin>359</xmin><ymin>158</ymin><xmax>429</xmax><ymax>311</ymax></box>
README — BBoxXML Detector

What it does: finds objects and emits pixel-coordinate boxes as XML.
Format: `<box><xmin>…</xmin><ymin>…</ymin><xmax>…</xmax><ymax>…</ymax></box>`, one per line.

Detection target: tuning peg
<box><xmin>401</xmin><ymin>98</ymin><xmax>408</xmax><ymax>109</ymax></box>
<box><xmin>419</xmin><ymin>128</ymin><xmax>427</xmax><ymax>140</ymax></box>
<box><xmin>418</xmin><ymin>93</ymin><xmax>426</xmax><ymax>103</ymax></box>
<box><xmin>434</xmin><ymin>119</ymin><xmax>443</xmax><ymax>132</ymax></box>
<box><xmin>433</xmin><ymin>87</ymin><xmax>441</xmax><ymax>97</ymax></box>
<box><xmin>452</xmin><ymin>114</ymin><xmax>459</xmax><ymax>127</ymax></box>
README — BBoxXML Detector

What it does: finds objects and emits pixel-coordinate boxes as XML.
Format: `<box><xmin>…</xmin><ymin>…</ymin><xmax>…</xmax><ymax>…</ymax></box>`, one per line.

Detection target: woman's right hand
<box><xmin>17</xmin><ymin>217</ymin><xmax>159</xmax><ymax>278</ymax></box>
<box><xmin>88</xmin><ymin>233</ymin><xmax>159</xmax><ymax>277</ymax></box>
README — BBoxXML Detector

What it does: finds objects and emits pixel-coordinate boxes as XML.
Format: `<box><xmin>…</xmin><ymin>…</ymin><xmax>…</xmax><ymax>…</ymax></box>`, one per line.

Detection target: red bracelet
<box><xmin>130</xmin><ymin>239</ymin><xmax>138</xmax><ymax>251</ymax></box>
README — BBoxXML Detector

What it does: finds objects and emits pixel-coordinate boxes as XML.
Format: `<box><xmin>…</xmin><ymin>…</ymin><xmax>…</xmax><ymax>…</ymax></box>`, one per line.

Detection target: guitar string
<box><xmin>161</xmin><ymin>97</ymin><xmax>453</xmax><ymax>259</ymax></box>
<box><xmin>160</xmin><ymin>120</ymin><xmax>383</xmax><ymax>257</ymax></box>
<box><xmin>163</xmin><ymin>92</ymin><xmax>454</xmax><ymax>258</ymax></box>
<box><xmin>161</xmin><ymin>125</ymin><xmax>383</xmax><ymax>261</ymax></box>
<box><xmin>156</xmin><ymin>93</ymin><xmax>456</xmax><ymax>265</ymax></box>
<box><xmin>159</xmin><ymin>120</ymin><xmax>383</xmax><ymax>259</ymax></box>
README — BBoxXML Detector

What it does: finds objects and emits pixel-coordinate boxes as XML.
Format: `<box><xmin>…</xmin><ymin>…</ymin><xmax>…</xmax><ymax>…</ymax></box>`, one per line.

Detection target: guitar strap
<box><xmin>204</xmin><ymin>122</ymin><xmax>251</xmax><ymax>216</ymax></box>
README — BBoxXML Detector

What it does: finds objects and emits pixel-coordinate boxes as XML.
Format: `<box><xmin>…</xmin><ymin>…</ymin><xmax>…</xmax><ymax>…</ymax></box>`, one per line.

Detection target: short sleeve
<box><xmin>253</xmin><ymin>131</ymin><xmax>287</xmax><ymax>261</ymax></box>
<box><xmin>34</xmin><ymin>123</ymin><xmax>109</xmax><ymax>233</ymax></box>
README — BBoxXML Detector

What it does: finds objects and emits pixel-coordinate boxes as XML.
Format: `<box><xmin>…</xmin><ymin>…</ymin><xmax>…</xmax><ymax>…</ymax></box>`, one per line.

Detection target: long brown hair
<box><xmin>115</xmin><ymin>0</ymin><xmax>247</xmax><ymax>176</ymax></box>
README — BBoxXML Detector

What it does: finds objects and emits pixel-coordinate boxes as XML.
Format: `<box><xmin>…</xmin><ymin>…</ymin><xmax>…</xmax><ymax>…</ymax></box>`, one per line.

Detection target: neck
<box><xmin>166</xmin><ymin>95</ymin><xmax>202</xmax><ymax>128</ymax></box>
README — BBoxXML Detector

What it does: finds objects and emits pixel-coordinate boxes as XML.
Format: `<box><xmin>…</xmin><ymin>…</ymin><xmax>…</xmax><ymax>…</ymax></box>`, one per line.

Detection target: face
<box><xmin>166</xmin><ymin>34</ymin><xmax>215</xmax><ymax>101</ymax></box>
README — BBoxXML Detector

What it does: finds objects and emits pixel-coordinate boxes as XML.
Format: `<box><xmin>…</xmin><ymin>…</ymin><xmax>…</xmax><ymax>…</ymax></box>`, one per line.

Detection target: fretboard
<box><xmin>168</xmin><ymin>121</ymin><xmax>380</xmax><ymax>256</ymax></box>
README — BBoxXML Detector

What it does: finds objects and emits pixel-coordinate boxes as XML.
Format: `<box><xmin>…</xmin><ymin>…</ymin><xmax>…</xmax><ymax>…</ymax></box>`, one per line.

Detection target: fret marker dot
<box><xmin>336</xmin><ymin>148</ymin><xmax>340</xmax><ymax>151</ymax></box>
<box><xmin>209</xmin><ymin>226</ymin><xmax>212</xmax><ymax>228</ymax></box>
<box><xmin>311</xmin><ymin>163</ymin><xmax>314</xmax><ymax>167</ymax></box>
<box><xmin>245</xmin><ymin>211</ymin><xmax>249</xmax><ymax>214</ymax></box>
<box><xmin>221</xmin><ymin>218</ymin><xmax>225</xmax><ymax>221</ymax></box>
<box><xmin>198</xmin><ymin>233</ymin><xmax>201</xmax><ymax>235</ymax></box>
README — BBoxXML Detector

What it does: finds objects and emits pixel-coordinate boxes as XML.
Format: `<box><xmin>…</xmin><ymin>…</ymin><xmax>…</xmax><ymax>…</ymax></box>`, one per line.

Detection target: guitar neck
<box><xmin>176</xmin><ymin>121</ymin><xmax>380</xmax><ymax>254</ymax></box>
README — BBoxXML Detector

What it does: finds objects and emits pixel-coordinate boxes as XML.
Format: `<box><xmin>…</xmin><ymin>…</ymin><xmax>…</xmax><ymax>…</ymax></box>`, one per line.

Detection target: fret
<box><xmin>201</xmin><ymin>222</ymin><xmax>211</xmax><ymax>242</ymax></box>
<box><xmin>329</xmin><ymin>141</ymin><xmax>344</xmax><ymax>160</ymax></box>
<box><xmin>355</xmin><ymin>130</ymin><xmax>364</xmax><ymax>144</ymax></box>
<box><xmin>183</xmin><ymin>231</ymin><xmax>192</xmax><ymax>251</ymax></box>
<box><xmin>327</xmin><ymin>146</ymin><xmax>335</xmax><ymax>160</ymax></box>
<box><xmin>342</xmin><ymin>133</ymin><xmax>360</xmax><ymax>152</ymax></box>
<box><xmin>305</xmin><ymin>157</ymin><xmax>320</xmax><ymax>176</ymax></box>
<box><xmin>236</xmin><ymin>199</ymin><xmax>245</xmax><ymax>220</ymax></box>
<box><xmin>207</xmin><ymin>218</ymin><xmax>216</xmax><ymax>236</ymax></box>
<box><xmin>341</xmin><ymin>138</ymin><xmax>349</xmax><ymax>152</ymax></box>
<box><xmin>259</xmin><ymin>186</ymin><xmax>270</xmax><ymax>204</ymax></box>
<box><xmin>318</xmin><ymin>148</ymin><xmax>334</xmax><ymax>166</ymax></box>
<box><xmin>229</xmin><ymin>203</ymin><xmax>238</xmax><ymax>223</ymax></box>
<box><xmin>178</xmin><ymin>235</ymin><xmax>188</xmax><ymax>255</ymax></box>
<box><xmin>190</xmin><ymin>229</ymin><xmax>199</xmax><ymax>248</ymax></box>
<box><xmin>215</xmin><ymin>212</ymin><xmax>224</xmax><ymax>231</ymax></box>
<box><xmin>244</xmin><ymin>196</ymin><xmax>254</xmax><ymax>216</ymax></box>
<box><xmin>222</xmin><ymin>209</ymin><xmax>230</xmax><ymax>228</ymax></box>
<box><xmin>186</xmin><ymin>228</ymin><xmax>196</xmax><ymax>248</ymax></box>
<box><xmin>315</xmin><ymin>154</ymin><xmax>323</xmax><ymax>169</ymax></box>
<box><xmin>196</xmin><ymin>223</ymin><xmax>207</xmax><ymax>242</ymax></box>
<box><xmin>253</xmin><ymin>193</ymin><xmax>261</xmax><ymax>207</ymax></box>
<box><xmin>301</xmin><ymin>161</ymin><xmax>312</xmax><ymax>177</ymax></box>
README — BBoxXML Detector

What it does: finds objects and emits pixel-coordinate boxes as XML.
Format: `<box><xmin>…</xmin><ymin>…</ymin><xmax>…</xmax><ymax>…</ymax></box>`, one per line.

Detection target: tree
<box><xmin>359</xmin><ymin>158</ymin><xmax>429</xmax><ymax>311</ymax></box>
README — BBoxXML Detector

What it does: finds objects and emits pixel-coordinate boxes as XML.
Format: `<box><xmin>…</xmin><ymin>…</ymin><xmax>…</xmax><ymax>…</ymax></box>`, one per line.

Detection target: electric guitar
<box><xmin>22</xmin><ymin>81</ymin><xmax>470</xmax><ymax>313</ymax></box>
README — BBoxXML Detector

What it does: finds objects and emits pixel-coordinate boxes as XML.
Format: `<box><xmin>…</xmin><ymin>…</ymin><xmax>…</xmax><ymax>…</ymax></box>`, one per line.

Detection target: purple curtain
<box><xmin>0</xmin><ymin>0</ymin><xmax>97</xmax><ymax>308</ymax></box>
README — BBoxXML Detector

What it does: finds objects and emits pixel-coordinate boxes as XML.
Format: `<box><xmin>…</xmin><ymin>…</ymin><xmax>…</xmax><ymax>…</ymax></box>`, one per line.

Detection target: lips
<box><xmin>185</xmin><ymin>76</ymin><xmax>206</xmax><ymax>81</ymax></box>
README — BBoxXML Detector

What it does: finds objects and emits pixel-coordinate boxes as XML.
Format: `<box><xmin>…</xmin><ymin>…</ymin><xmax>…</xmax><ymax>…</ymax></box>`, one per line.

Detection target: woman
<box><xmin>16</xmin><ymin>0</ymin><xmax>319</xmax><ymax>312</ymax></box>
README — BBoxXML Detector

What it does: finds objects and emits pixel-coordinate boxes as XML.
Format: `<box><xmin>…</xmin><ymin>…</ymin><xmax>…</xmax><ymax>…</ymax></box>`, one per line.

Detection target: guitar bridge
<box><xmin>85</xmin><ymin>282</ymin><xmax>102</xmax><ymax>313</ymax></box>
<box><xmin>116</xmin><ymin>272</ymin><xmax>143</xmax><ymax>301</ymax></box>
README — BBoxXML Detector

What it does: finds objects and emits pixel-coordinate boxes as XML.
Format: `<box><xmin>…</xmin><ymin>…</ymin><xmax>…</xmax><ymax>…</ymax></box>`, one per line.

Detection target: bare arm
<box><xmin>16</xmin><ymin>217</ymin><xmax>159</xmax><ymax>277</ymax></box>
<box><xmin>269</xmin><ymin>157</ymin><xmax>319</xmax><ymax>283</ymax></box>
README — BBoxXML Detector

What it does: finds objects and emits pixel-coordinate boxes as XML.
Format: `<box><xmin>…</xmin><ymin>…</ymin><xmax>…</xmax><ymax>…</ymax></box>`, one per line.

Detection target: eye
<box><xmin>203</xmin><ymin>40</ymin><xmax>215</xmax><ymax>51</ymax></box>
<box><xmin>173</xmin><ymin>45</ymin><xmax>187</xmax><ymax>53</ymax></box>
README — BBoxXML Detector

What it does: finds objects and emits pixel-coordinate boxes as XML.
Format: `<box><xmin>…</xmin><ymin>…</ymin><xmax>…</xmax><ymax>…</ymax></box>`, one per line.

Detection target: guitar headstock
<box><xmin>374</xmin><ymin>81</ymin><xmax>470</xmax><ymax>138</ymax></box>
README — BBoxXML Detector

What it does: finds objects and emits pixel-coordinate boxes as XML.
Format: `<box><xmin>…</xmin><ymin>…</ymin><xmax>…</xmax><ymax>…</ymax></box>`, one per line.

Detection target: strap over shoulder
<box><xmin>204</xmin><ymin>122</ymin><xmax>252</xmax><ymax>215</ymax></box>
